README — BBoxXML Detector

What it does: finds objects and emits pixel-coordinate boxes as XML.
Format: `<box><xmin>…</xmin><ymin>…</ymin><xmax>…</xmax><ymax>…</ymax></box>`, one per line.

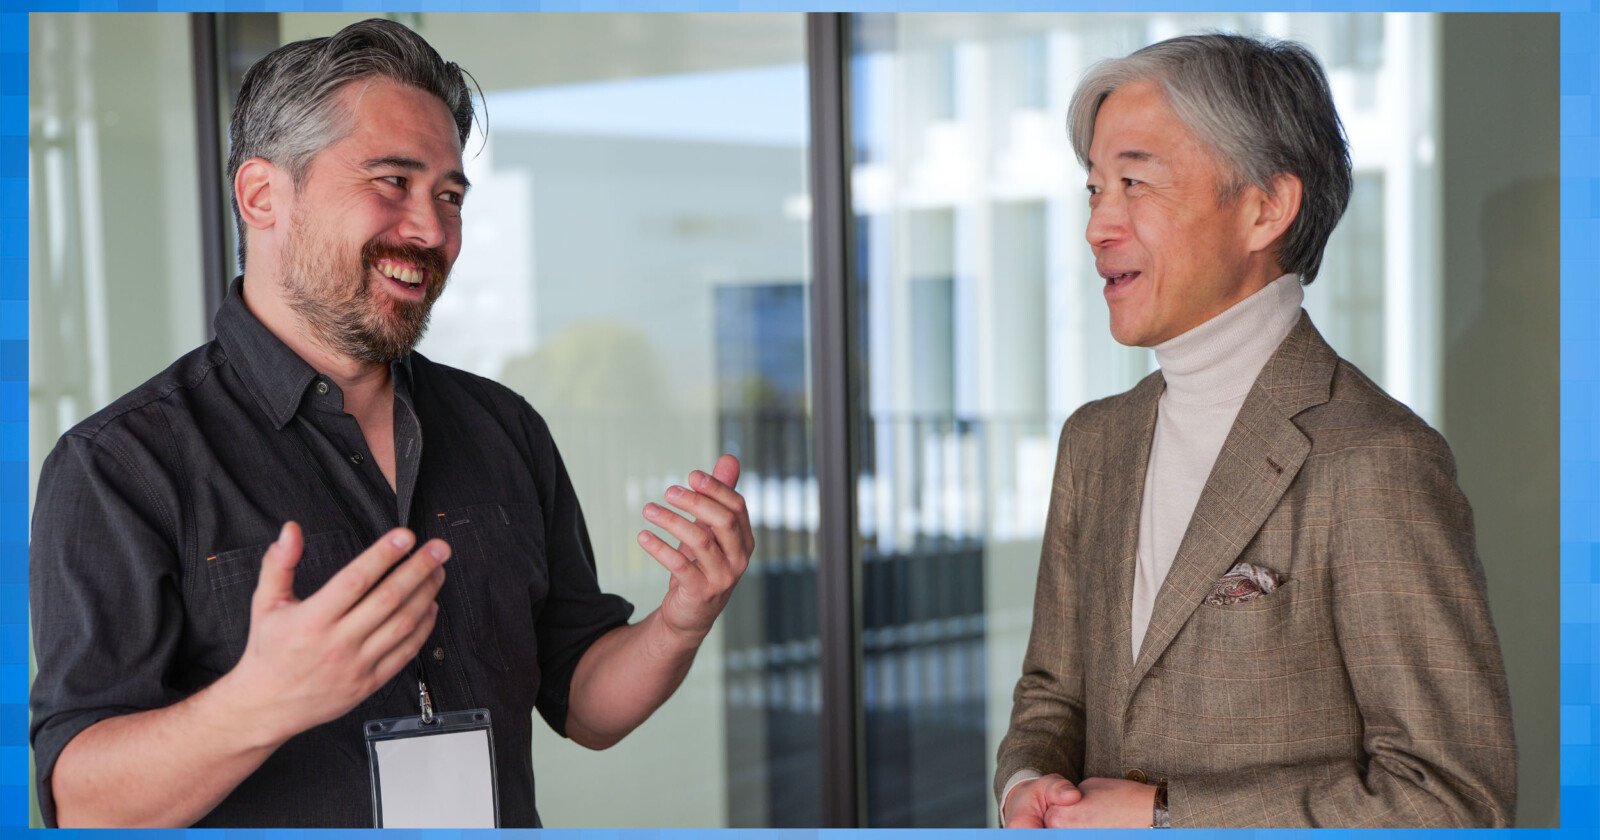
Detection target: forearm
<box><xmin>50</xmin><ymin>670</ymin><xmax>292</xmax><ymax>827</ymax></box>
<box><xmin>564</xmin><ymin>608</ymin><xmax>702</xmax><ymax>749</ymax></box>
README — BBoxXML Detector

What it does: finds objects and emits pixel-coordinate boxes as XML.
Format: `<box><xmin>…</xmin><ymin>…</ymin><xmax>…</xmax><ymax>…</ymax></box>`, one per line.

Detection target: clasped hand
<box><xmin>634</xmin><ymin>454</ymin><xmax>755</xmax><ymax>641</ymax></box>
<box><xmin>1003</xmin><ymin>775</ymin><xmax>1158</xmax><ymax>828</ymax></box>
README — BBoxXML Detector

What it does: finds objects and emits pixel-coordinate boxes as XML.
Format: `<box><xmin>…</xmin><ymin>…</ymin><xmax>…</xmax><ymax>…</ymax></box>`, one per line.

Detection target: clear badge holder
<box><xmin>364</xmin><ymin>708</ymin><xmax>499</xmax><ymax>827</ymax></box>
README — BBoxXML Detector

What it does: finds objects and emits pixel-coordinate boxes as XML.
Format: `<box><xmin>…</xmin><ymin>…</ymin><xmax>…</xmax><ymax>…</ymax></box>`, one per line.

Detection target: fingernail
<box><xmin>690</xmin><ymin>471</ymin><xmax>708</xmax><ymax>488</ymax></box>
<box><xmin>429</xmin><ymin>542</ymin><xmax>450</xmax><ymax>562</ymax></box>
<box><xmin>279</xmin><ymin>522</ymin><xmax>292</xmax><ymax>542</ymax></box>
<box><xmin>390</xmin><ymin>530</ymin><xmax>415</xmax><ymax>550</ymax></box>
<box><xmin>665</xmin><ymin>486</ymin><xmax>684</xmax><ymax>500</ymax></box>
<box><xmin>637</xmin><ymin>531</ymin><xmax>653</xmax><ymax>546</ymax></box>
<box><xmin>645</xmin><ymin>502</ymin><xmax>662</xmax><ymax>517</ymax></box>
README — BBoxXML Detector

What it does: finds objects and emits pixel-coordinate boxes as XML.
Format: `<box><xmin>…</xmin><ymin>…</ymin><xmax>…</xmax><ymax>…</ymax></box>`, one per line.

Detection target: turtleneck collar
<box><xmin>1153</xmin><ymin>273</ymin><xmax>1305</xmax><ymax>406</ymax></box>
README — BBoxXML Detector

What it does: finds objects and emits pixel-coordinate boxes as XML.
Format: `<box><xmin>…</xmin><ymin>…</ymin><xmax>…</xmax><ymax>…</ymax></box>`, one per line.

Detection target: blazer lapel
<box><xmin>1128</xmin><ymin>312</ymin><xmax>1338</xmax><ymax>687</ymax></box>
<box><xmin>1103</xmin><ymin>373</ymin><xmax>1164</xmax><ymax>691</ymax></box>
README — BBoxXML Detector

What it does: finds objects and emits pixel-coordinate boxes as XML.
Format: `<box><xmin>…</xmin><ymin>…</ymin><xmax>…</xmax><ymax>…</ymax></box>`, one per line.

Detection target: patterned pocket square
<box><xmin>1203</xmin><ymin>561</ymin><xmax>1287</xmax><ymax>606</ymax></box>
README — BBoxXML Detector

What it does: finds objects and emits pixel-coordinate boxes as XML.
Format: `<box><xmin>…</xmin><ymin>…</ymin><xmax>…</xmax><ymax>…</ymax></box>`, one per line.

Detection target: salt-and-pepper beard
<box><xmin>280</xmin><ymin>208</ymin><xmax>450</xmax><ymax>364</ymax></box>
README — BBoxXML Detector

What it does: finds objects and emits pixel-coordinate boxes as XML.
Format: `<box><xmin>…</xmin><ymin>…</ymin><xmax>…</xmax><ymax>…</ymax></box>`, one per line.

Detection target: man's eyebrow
<box><xmin>361</xmin><ymin>156</ymin><xmax>472</xmax><ymax>191</ymax></box>
<box><xmin>1086</xmin><ymin>149</ymin><xmax>1157</xmax><ymax>171</ymax></box>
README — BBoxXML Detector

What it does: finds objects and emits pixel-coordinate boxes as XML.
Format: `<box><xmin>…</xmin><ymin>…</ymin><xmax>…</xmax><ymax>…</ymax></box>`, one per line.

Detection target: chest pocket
<box><xmin>435</xmin><ymin>503</ymin><xmax>548</xmax><ymax>673</ymax></box>
<box><xmin>203</xmin><ymin>529</ymin><xmax>401</xmax><ymax>713</ymax></box>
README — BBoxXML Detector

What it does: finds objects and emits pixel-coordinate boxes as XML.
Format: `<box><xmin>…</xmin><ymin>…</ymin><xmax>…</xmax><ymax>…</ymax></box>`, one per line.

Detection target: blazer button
<box><xmin>1125</xmin><ymin>769</ymin><xmax>1147</xmax><ymax>784</ymax></box>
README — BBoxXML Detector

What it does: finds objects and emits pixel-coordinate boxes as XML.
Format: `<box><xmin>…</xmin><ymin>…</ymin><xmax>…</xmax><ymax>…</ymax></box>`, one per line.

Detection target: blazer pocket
<box><xmin>1197</xmin><ymin>578</ymin><xmax>1295</xmax><ymax>614</ymax></box>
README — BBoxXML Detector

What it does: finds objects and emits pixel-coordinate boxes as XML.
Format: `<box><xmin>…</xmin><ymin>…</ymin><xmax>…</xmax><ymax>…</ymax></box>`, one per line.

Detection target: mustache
<box><xmin>361</xmin><ymin>239</ymin><xmax>448</xmax><ymax>282</ymax></box>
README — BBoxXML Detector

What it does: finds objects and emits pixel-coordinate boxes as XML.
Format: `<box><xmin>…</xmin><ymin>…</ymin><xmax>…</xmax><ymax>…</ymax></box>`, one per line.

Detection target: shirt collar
<box><xmin>214</xmin><ymin>276</ymin><xmax>415</xmax><ymax>430</ymax></box>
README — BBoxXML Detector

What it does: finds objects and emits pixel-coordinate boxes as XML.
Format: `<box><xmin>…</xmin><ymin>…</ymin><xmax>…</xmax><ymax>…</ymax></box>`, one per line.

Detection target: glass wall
<box><xmin>28</xmin><ymin>14</ymin><xmax>206</xmax><ymax>501</ymax></box>
<box><xmin>848</xmin><ymin>12</ymin><xmax>1440</xmax><ymax>827</ymax></box>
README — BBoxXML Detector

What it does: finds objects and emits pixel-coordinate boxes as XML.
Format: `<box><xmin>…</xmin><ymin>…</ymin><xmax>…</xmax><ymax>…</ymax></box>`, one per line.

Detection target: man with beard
<box><xmin>29</xmin><ymin>19</ymin><xmax>753</xmax><ymax>827</ymax></box>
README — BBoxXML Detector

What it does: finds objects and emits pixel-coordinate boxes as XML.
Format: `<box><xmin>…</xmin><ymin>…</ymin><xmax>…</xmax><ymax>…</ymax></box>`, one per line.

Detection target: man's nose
<box><xmin>1085</xmin><ymin>192</ymin><xmax>1126</xmax><ymax>249</ymax></box>
<box><xmin>398</xmin><ymin>196</ymin><xmax>449</xmax><ymax>249</ymax></box>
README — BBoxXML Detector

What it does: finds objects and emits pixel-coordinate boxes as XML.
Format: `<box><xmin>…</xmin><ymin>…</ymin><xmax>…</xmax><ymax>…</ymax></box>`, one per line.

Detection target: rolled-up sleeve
<box><xmin>518</xmin><ymin>405</ymin><xmax>634</xmax><ymax>736</ymax></box>
<box><xmin>29</xmin><ymin>432</ymin><xmax>186</xmax><ymax>827</ymax></box>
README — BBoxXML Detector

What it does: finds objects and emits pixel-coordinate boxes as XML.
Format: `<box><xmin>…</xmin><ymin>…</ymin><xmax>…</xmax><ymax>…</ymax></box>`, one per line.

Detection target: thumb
<box><xmin>712</xmin><ymin>453</ymin><xmax>741</xmax><ymax>489</ymax></box>
<box><xmin>1046</xmin><ymin>778</ymin><xmax>1082</xmax><ymax>806</ymax></box>
<box><xmin>251</xmin><ymin>521</ymin><xmax>303</xmax><ymax>613</ymax></box>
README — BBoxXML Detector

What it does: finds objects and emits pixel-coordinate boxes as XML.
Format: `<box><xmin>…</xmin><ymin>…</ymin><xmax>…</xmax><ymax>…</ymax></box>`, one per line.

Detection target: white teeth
<box><xmin>376</xmin><ymin>263</ymin><xmax>422</xmax><ymax>286</ymax></box>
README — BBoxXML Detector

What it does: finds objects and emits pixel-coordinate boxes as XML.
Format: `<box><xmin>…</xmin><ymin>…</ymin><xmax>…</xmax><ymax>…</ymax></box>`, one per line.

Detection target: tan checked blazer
<box><xmin>996</xmin><ymin>312</ymin><xmax>1517</xmax><ymax>827</ymax></box>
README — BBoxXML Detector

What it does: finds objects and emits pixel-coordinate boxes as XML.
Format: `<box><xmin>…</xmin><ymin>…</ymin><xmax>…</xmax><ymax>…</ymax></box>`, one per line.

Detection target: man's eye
<box><xmin>380</xmin><ymin>175</ymin><xmax>407</xmax><ymax>189</ymax></box>
<box><xmin>1122</xmin><ymin>177</ymin><xmax>1142</xmax><ymax>188</ymax></box>
<box><xmin>1085</xmin><ymin>184</ymin><xmax>1101</xmax><ymax>196</ymax></box>
<box><xmin>438</xmin><ymin>191</ymin><xmax>463</xmax><ymax>206</ymax></box>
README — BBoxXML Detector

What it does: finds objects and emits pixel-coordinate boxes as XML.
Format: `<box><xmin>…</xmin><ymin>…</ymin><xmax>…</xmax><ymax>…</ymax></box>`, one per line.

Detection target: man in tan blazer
<box><xmin>995</xmin><ymin>34</ymin><xmax>1516</xmax><ymax>828</ymax></box>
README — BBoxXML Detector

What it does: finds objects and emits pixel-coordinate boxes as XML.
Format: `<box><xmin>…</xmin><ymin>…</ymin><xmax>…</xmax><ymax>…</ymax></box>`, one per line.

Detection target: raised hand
<box><xmin>634</xmin><ymin>454</ymin><xmax>755</xmax><ymax>641</ymax></box>
<box><xmin>228</xmin><ymin>521</ymin><xmax>450</xmax><ymax>741</ymax></box>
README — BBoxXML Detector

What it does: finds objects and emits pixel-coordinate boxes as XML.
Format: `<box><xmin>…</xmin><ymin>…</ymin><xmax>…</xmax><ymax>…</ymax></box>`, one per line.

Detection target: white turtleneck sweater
<box><xmin>1001</xmin><ymin>272</ymin><xmax>1304</xmax><ymax>813</ymax></box>
<box><xmin>1130</xmin><ymin>273</ymin><xmax>1304</xmax><ymax>659</ymax></box>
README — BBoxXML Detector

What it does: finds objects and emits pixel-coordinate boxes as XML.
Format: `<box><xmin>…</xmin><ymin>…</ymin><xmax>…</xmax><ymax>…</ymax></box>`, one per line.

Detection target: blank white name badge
<box><xmin>364</xmin><ymin>709</ymin><xmax>499</xmax><ymax>828</ymax></box>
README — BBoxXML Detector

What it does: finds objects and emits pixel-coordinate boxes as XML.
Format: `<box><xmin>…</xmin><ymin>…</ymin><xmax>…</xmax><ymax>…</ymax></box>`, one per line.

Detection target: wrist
<box><xmin>204</xmin><ymin>665</ymin><xmax>296</xmax><ymax>751</ymax></box>
<box><xmin>646</xmin><ymin>608</ymin><xmax>709</xmax><ymax>659</ymax></box>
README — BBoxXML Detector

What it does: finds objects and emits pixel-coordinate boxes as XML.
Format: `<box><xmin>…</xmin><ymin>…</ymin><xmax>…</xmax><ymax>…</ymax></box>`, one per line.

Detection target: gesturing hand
<box><xmin>227</xmin><ymin>521</ymin><xmax>450</xmax><ymax>742</ymax></box>
<box><xmin>635</xmin><ymin>454</ymin><xmax>755</xmax><ymax>642</ymax></box>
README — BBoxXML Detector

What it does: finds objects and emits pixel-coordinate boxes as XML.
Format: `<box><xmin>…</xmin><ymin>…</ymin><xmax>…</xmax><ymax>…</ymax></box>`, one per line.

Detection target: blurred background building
<box><xmin>28</xmin><ymin>11</ymin><xmax>1557</xmax><ymax>827</ymax></box>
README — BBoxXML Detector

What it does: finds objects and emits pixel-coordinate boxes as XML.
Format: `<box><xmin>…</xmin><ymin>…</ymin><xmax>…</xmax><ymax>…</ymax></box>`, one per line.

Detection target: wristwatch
<box><xmin>1151</xmin><ymin>781</ymin><xmax>1171</xmax><ymax>828</ymax></box>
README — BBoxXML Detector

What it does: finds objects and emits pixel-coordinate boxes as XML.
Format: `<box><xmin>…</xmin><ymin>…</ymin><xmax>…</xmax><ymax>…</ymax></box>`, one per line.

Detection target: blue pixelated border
<box><xmin>0</xmin><ymin>0</ymin><xmax>1587</xmax><ymax>835</ymax></box>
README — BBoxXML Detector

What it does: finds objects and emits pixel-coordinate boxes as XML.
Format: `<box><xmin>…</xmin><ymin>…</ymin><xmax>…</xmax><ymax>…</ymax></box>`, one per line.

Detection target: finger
<box><xmin>688</xmin><ymin>468</ymin><xmax>755</xmax><ymax>555</ymax></box>
<box><xmin>664</xmin><ymin>485</ymin><xmax>738</xmax><ymax>533</ymax></box>
<box><xmin>1005</xmin><ymin>813</ymin><xmax>1045</xmax><ymax>829</ymax></box>
<box><xmin>342</xmin><ymin>540</ymin><xmax>450</xmax><ymax>642</ymax></box>
<box><xmin>711</xmin><ymin>453</ymin><xmax>740</xmax><ymax>488</ymax></box>
<box><xmin>371</xmin><ymin>602</ymin><xmax>439</xmax><ymax>683</ymax></box>
<box><xmin>644</xmin><ymin>502</ymin><xmax>730</xmax><ymax>584</ymax></box>
<box><xmin>304</xmin><ymin>528</ymin><xmax>418</xmax><ymax>622</ymax></box>
<box><xmin>358</xmin><ymin>566</ymin><xmax>446</xmax><ymax>663</ymax></box>
<box><xmin>251</xmin><ymin>521</ymin><xmax>303</xmax><ymax>614</ymax></box>
<box><xmin>638</xmin><ymin>529</ymin><xmax>709</xmax><ymax>587</ymax></box>
<box><xmin>660</xmin><ymin>486</ymin><xmax>745</xmax><ymax>570</ymax></box>
<box><xmin>1044</xmin><ymin>807</ymin><xmax>1079</xmax><ymax>829</ymax></box>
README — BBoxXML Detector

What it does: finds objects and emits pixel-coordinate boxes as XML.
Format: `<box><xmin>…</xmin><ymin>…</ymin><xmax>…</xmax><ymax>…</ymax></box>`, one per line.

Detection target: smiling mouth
<box><xmin>374</xmin><ymin>258</ymin><xmax>426</xmax><ymax>289</ymax></box>
<box><xmin>1102</xmin><ymin>270</ymin><xmax>1141</xmax><ymax>288</ymax></box>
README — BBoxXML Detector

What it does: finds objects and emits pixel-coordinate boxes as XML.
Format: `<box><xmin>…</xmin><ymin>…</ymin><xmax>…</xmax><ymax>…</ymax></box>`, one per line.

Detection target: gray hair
<box><xmin>227</xmin><ymin>18</ymin><xmax>475</xmax><ymax>267</ymax></box>
<box><xmin>1067</xmin><ymin>33</ymin><xmax>1352</xmax><ymax>282</ymax></box>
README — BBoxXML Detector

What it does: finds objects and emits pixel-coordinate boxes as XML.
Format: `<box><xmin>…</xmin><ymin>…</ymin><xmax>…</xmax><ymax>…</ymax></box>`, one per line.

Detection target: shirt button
<box><xmin>432</xmin><ymin>646</ymin><xmax>446</xmax><ymax>662</ymax></box>
<box><xmin>315</xmin><ymin>380</ymin><xmax>329</xmax><ymax>395</ymax></box>
<box><xmin>349</xmin><ymin>452</ymin><xmax>364</xmax><ymax>465</ymax></box>
<box><xmin>1125</xmin><ymin>769</ymin><xmax>1148</xmax><ymax>784</ymax></box>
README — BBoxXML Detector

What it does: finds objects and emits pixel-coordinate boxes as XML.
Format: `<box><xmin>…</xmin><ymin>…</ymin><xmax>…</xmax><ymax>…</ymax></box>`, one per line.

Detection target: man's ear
<box><xmin>234</xmin><ymin>157</ymin><xmax>282</xmax><ymax>234</ymax></box>
<box><xmin>1244</xmin><ymin>172</ymin><xmax>1303</xmax><ymax>256</ymax></box>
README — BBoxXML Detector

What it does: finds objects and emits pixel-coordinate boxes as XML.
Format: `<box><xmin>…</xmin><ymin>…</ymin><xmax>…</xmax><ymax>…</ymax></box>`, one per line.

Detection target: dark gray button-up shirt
<box><xmin>30</xmin><ymin>278</ymin><xmax>633</xmax><ymax>827</ymax></box>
